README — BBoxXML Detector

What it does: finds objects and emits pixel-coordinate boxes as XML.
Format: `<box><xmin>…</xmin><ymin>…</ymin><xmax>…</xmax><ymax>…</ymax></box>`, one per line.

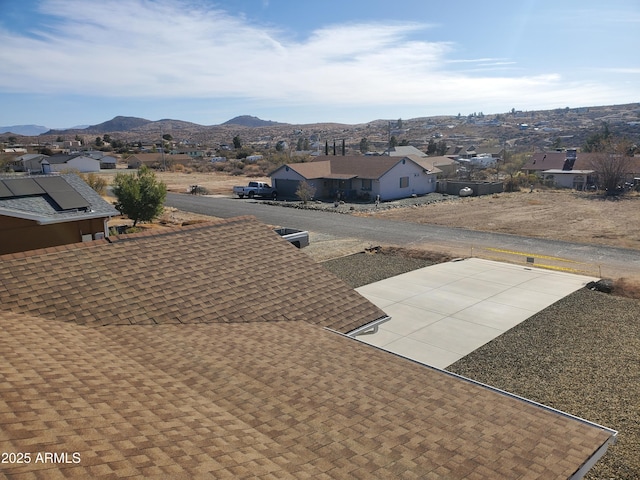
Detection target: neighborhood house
<box><xmin>270</xmin><ymin>155</ymin><xmax>438</xmax><ymax>201</ymax></box>
<box><xmin>0</xmin><ymin>173</ymin><xmax>119</xmax><ymax>255</ymax></box>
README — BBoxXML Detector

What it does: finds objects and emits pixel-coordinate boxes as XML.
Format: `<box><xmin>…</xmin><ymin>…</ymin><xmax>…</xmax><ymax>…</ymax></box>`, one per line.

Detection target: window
<box><xmin>399</xmin><ymin>176</ymin><xmax>409</xmax><ymax>188</ymax></box>
<box><xmin>361</xmin><ymin>179</ymin><xmax>372</xmax><ymax>191</ymax></box>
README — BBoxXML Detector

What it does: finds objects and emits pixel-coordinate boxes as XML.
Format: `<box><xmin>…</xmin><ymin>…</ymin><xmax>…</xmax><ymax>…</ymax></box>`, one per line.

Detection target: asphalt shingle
<box><xmin>0</xmin><ymin>216</ymin><xmax>616</xmax><ymax>478</ymax></box>
<box><xmin>0</xmin><ymin>216</ymin><xmax>386</xmax><ymax>333</ymax></box>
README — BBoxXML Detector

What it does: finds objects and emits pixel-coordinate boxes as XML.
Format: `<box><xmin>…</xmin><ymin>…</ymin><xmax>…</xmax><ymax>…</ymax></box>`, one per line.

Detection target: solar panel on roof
<box><xmin>0</xmin><ymin>181</ymin><xmax>14</xmax><ymax>198</ymax></box>
<box><xmin>3</xmin><ymin>178</ymin><xmax>46</xmax><ymax>196</ymax></box>
<box><xmin>34</xmin><ymin>176</ymin><xmax>90</xmax><ymax>211</ymax></box>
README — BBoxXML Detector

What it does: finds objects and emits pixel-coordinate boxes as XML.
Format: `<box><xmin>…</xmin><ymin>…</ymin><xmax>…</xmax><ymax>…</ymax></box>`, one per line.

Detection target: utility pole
<box><xmin>160</xmin><ymin>127</ymin><xmax>166</xmax><ymax>171</ymax></box>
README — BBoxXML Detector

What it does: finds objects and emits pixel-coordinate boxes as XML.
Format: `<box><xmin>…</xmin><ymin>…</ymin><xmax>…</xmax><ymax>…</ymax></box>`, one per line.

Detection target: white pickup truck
<box><xmin>233</xmin><ymin>181</ymin><xmax>278</xmax><ymax>199</ymax></box>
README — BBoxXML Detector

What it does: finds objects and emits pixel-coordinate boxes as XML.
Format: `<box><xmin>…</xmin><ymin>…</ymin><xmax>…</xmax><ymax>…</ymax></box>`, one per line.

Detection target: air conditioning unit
<box><xmin>94</xmin><ymin>232</ymin><xmax>105</xmax><ymax>240</ymax></box>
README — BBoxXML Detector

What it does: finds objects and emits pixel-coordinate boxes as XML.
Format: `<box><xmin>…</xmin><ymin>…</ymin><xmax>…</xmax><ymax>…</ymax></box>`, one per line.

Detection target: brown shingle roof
<box><xmin>282</xmin><ymin>156</ymin><xmax>405</xmax><ymax>180</ymax></box>
<box><xmin>0</xmin><ymin>216</ymin><xmax>385</xmax><ymax>333</ymax></box>
<box><xmin>0</xmin><ymin>215</ymin><xmax>616</xmax><ymax>478</ymax></box>
<box><xmin>523</xmin><ymin>151</ymin><xmax>640</xmax><ymax>175</ymax></box>
<box><xmin>0</xmin><ymin>311</ymin><xmax>613</xmax><ymax>479</ymax></box>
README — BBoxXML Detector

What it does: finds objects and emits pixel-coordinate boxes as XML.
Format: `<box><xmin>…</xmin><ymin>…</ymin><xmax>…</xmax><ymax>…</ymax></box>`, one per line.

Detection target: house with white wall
<box><xmin>44</xmin><ymin>154</ymin><xmax>101</xmax><ymax>173</ymax></box>
<box><xmin>270</xmin><ymin>155</ymin><xmax>437</xmax><ymax>201</ymax></box>
<box><xmin>542</xmin><ymin>169</ymin><xmax>595</xmax><ymax>190</ymax></box>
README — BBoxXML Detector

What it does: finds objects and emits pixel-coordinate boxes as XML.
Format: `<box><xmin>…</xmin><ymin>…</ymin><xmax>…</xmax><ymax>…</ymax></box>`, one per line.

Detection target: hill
<box><xmin>0</xmin><ymin>125</ymin><xmax>49</xmax><ymax>136</ymax></box>
<box><xmin>45</xmin><ymin>116</ymin><xmax>154</xmax><ymax>135</ymax></box>
<box><xmin>5</xmin><ymin>103</ymin><xmax>639</xmax><ymax>153</ymax></box>
<box><xmin>222</xmin><ymin>115</ymin><xmax>285</xmax><ymax>127</ymax></box>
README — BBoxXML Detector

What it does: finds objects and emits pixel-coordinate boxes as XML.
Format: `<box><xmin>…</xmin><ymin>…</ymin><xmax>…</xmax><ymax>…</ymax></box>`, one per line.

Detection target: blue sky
<box><xmin>1</xmin><ymin>0</ymin><xmax>638</xmax><ymax>128</ymax></box>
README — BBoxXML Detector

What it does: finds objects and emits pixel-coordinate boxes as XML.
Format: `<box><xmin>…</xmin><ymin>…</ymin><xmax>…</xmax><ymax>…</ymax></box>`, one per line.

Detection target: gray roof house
<box><xmin>7</xmin><ymin>153</ymin><xmax>49</xmax><ymax>172</ymax></box>
<box><xmin>0</xmin><ymin>173</ymin><xmax>119</xmax><ymax>255</ymax></box>
<box><xmin>44</xmin><ymin>153</ymin><xmax>101</xmax><ymax>173</ymax></box>
<box><xmin>82</xmin><ymin>150</ymin><xmax>118</xmax><ymax>168</ymax></box>
<box><xmin>270</xmin><ymin>155</ymin><xmax>437</xmax><ymax>201</ymax></box>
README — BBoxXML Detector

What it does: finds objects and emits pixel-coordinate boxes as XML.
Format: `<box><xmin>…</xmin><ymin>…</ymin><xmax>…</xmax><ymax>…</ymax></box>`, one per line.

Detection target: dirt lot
<box><xmin>358</xmin><ymin>189</ymin><xmax>640</xmax><ymax>250</ymax></box>
<box><xmin>99</xmin><ymin>168</ymin><xmax>270</xmax><ymax>195</ymax></box>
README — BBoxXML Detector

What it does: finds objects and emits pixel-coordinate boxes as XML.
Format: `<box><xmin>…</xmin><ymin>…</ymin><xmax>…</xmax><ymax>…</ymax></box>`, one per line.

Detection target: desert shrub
<box><xmin>191</xmin><ymin>163</ymin><xmax>215</xmax><ymax>173</ymax></box>
<box><xmin>112</xmin><ymin>166</ymin><xmax>167</xmax><ymax>226</ymax></box>
<box><xmin>109</xmin><ymin>225</ymin><xmax>143</xmax><ymax>235</ymax></box>
<box><xmin>79</xmin><ymin>172</ymin><xmax>108</xmax><ymax>195</ymax></box>
<box><xmin>172</xmin><ymin>163</ymin><xmax>185</xmax><ymax>172</ymax></box>
<box><xmin>295</xmin><ymin>180</ymin><xmax>316</xmax><ymax>203</ymax></box>
<box><xmin>189</xmin><ymin>185</ymin><xmax>208</xmax><ymax>195</ymax></box>
<box><xmin>504</xmin><ymin>177</ymin><xmax>521</xmax><ymax>192</ymax></box>
<box><xmin>613</xmin><ymin>278</ymin><xmax>640</xmax><ymax>299</ymax></box>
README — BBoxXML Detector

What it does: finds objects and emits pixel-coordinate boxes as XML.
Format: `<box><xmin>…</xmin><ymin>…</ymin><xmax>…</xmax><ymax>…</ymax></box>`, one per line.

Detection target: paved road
<box><xmin>166</xmin><ymin>193</ymin><xmax>640</xmax><ymax>276</ymax></box>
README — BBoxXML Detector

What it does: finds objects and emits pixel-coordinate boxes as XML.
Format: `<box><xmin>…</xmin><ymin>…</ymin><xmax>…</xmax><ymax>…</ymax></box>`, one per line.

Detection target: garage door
<box><xmin>273</xmin><ymin>179</ymin><xmax>300</xmax><ymax>199</ymax></box>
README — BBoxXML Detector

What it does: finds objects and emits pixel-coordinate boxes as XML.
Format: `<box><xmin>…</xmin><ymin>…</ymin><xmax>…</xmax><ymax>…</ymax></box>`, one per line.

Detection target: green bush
<box><xmin>112</xmin><ymin>166</ymin><xmax>167</xmax><ymax>226</ymax></box>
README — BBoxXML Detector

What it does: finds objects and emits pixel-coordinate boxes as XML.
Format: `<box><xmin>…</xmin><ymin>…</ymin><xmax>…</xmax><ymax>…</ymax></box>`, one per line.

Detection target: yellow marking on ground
<box><xmin>477</xmin><ymin>253</ymin><xmax>598</xmax><ymax>276</ymax></box>
<box><xmin>484</xmin><ymin>247</ymin><xmax>586</xmax><ymax>264</ymax></box>
<box><xmin>532</xmin><ymin>263</ymin><xmax>589</xmax><ymax>274</ymax></box>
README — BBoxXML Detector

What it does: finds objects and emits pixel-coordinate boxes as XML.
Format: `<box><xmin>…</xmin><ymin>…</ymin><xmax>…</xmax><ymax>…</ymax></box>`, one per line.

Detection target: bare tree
<box><xmin>590</xmin><ymin>139</ymin><xmax>633</xmax><ymax>195</ymax></box>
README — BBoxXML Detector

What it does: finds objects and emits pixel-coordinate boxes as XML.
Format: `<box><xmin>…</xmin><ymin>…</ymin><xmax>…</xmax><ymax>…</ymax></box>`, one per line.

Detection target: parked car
<box><xmin>233</xmin><ymin>181</ymin><xmax>277</xmax><ymax>199</ymax></box>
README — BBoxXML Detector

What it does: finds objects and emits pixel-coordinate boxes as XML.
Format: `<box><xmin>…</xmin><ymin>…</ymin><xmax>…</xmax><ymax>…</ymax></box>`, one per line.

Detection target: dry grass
<box><xmin>97</xmin><ymin>168</ymin><xmax>270</xmax><ymax>195</ymax></box>
<box><xmin>363</xmin><ymin>190</ymin><xmax>640</xmax><ymax>250</ymax></box>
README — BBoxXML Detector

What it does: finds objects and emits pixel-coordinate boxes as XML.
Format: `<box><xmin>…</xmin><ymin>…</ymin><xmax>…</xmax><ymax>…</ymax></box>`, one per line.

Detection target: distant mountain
<box><xmin>46</xmin><ymin>116</ymin><xmax>153</xmax><ymax>135</ymax></box>
<box><xmin>222</xmin><ymin>115</ymin><xmax>284</xmax><ymax>127</ymax></box>
<box><xmin>0</xmin><ymin>124</ymin><xmax>49</xmax><ymax>136</ymax></box>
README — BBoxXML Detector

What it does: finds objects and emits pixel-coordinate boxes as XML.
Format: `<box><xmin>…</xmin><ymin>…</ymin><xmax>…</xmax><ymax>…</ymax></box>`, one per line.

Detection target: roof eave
<box><xmin>569</xmin><ymin>434</ymin><xmax>618</xmax><ymax>480</ymax></box>
<box><xmin>0</xmin><ymin>209</ymin><xmax>117</xmax><ymax>225</ymax></box>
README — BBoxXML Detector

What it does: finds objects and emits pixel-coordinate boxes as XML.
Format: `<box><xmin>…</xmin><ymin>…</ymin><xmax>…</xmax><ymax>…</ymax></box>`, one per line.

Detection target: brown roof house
<box><xmin>524</xmin><ymin>149</ymin><xmax>640</xmax><ymax>173</ymax></box>
<box><xmin>523</xmin><ymin>150</ymin><xmax>640</xmax><ymax>188</ymax></box>
<box><xmin>270</xmin><ymin>155</ymin><xmax>438</xmax><ymax>201</ymax></box>
<box><xmin>0</xmin><ymin>173</ymin><xmax>119</xmax><ymax>255</ymax></box>
<box><xmin>0</xmin><ymin>216</ymin><xmax>616</xmax><ymax>478</ymax></box>
<box><xmin>405</xmin><ymin>154</ymin><xmax>458</xmax><ymax>178</ymax></box>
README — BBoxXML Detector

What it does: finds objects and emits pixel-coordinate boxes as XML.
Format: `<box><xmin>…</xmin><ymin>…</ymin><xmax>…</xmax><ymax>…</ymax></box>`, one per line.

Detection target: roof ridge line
<box><xmin>107</xmin><ymin>215</ymin><xmax>258</xmax><ymax>243</ymax></box>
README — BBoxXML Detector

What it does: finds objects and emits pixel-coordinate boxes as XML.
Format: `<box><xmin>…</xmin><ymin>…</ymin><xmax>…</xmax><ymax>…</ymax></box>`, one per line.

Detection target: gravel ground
<box><xmin>322</xmin><ymin>251</ymin><xmax>436</xmax><ymax>288</ymax></box>
<box><xmin>261</xmin><ymin>192</ymin><xmax>457</xmax><ymax>213</ymax></box>
<box><xmin>322</xmin><ymin>251</ymin><xmax>640</xmax><ymax>480</ymax></box>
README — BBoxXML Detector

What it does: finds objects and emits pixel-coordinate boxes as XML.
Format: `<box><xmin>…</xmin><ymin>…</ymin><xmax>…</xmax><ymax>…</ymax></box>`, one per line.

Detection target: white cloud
<box><xmin>0</xmin><ymin>0</ymin><xmax>636</xmax><ymax>119</ymax></box>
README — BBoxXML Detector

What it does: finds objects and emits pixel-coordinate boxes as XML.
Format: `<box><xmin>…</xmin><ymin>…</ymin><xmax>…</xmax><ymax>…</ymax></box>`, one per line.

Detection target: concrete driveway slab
<box><xmin>378</xmin><ymin>304</ymin><xmax>445</xmax><ymax>336</ymax></box>
<box><xmin>378</xmin><ymin>336</ymin><xmax>463</xmax><ymax>367</ymax></box>
<box><xmin>356</xmin><ymin>258</ymin><xmax>597</xmax><ymax>369</ymax></box>
<box><xmin>452</xmin><ymin>301</ymin><xmax>535</xmax><ymax>330</ymax></box>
